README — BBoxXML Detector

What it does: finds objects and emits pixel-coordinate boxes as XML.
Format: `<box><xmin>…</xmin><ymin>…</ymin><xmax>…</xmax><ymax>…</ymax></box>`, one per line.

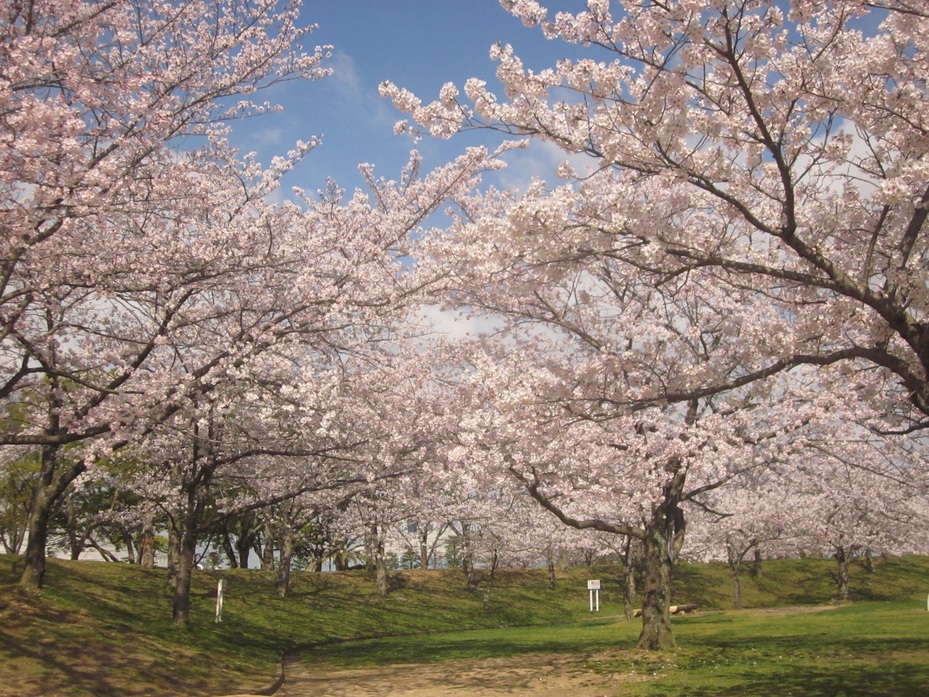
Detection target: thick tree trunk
<box><xmin>20</xmin><ymin>488</ymin><xmax>53</xmax><ymax>589</ymax></box>
<box><xmin>20</xmin><ymin>445</ymin><xmax>83</xmax><ymax>590</ymax></box>
<box><xmin>637</xmin><ymin>522</ymin><xmax>676</xmax><ymax>649</ymax></box>
<box><xmin>235</xmin><ymin>530</ymin><xmax>252</xmax><ymax>569</ymax></box>
<box><xmin>172</xmin><ymin>491</ymin><xmax>204</xmax><ymax>625</ymax></box>
<box><xmin>172</xmin><ymin>529</ymin><xmax>197</xmax><ymax>625</ymax></box>
<box><xmin>635</xmin><ymin>471</ymin><xmax>686</xmax><ymax>650</ymax></box>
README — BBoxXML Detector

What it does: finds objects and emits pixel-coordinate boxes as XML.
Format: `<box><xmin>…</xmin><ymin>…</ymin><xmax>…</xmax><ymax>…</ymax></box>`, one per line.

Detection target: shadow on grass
<box><xmin>681</xmin><ymin>660</ymin><xmax>929</xmax><ymax>697</ymax></box>
<box><xmin>672</xmin><ymin>564</ymin><xmax>722</xmax><ymax>608</ymax></box>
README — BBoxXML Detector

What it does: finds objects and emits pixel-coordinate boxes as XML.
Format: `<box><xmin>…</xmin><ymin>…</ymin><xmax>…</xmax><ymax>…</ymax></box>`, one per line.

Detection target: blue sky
<box><xmin>231</xmin><ymin>0</ymin><xmax>589</xmax><ymax>198</ymax></box>
<box><xmin>228</xmin><ymin>1</ymin><xmax>888</xmax><ymax>202</ymax></box>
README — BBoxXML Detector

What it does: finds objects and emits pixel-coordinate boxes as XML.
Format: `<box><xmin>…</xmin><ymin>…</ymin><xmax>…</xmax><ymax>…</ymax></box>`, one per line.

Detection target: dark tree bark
<box><xmin>519</xmin><ymin>460</ymin><xmax>688</xmax><ymax>650</ymax></box>
<box><xmin>20</xmin><ymin>444</ymin><xmax>83</xmax><ymax>590</ymax></box>
<box><xmin>637</xmin><ymin>473</ymin><xmax>686</xmax><ymax>650</ymax></box>
<box><xmin>834</xmin><ymin>546</ymin><xmax>850</xmax><ymax>601</ymax></box>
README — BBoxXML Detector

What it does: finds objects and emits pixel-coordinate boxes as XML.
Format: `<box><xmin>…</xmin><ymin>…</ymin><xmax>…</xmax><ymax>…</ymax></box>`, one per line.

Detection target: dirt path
<box><xmin>275</xmin><ymin>651</ymin><xmax>641</xmax><ymax>696</ymax></box>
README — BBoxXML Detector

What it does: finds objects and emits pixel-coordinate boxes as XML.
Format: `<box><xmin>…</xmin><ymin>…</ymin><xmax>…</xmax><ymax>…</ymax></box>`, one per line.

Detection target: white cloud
<box><xmin>414</xmin><ymin>304</ymin><xmax>503</xmax><ymax>340</ymax></box>
<box><xmin>496</xmin><ymin>139</ymin><xmax>594</xmax><ymax>192</ymax></box>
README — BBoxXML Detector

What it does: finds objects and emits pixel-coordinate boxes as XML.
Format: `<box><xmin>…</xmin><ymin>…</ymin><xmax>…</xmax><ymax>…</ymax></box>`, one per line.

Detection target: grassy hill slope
<box><xmin>1</xmin><ymin>553</ymin><xmax>928</xmax><ymax>696</ymax></box>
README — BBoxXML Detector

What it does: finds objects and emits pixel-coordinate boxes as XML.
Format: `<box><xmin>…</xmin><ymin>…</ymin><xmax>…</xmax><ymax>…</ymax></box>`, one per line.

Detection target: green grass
<box><xmin>304</xmin><ymin>602</ymin><xmax>929</xmax><ymax>696</ymax></box>
<box><xmin>2</xmin><ymin>554</ymin><xmax>929</xmax><ymax>695</ymax></box>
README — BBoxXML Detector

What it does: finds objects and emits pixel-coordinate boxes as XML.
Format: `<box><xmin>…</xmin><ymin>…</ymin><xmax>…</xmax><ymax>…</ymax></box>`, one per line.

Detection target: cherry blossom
<box><xmin>384</xmin><ymin>0</ymin><xmax>929</xmax><ymax>648</ymax></box>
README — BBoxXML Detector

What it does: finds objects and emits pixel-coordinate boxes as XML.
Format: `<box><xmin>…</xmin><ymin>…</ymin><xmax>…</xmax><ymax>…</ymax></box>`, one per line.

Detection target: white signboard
<box><xmin>587</xmin><ymin>580</ymin><xmax>600</xmax><ymax>612</ymax></box>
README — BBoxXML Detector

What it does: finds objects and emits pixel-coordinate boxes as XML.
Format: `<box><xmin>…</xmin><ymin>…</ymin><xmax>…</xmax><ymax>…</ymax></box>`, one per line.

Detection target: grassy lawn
<box><xmin>2</xmin><ymin>553</ymin><xmax>929</xmax><ymax>695</ymax></box>
<box><xmin>655</xmin><ymin>602</ymin><xmax>929</xmax><ymax>696</ymax></box>
<box><xmin>305</xmin><ymin>602</ymin><xmax>929</xmax><ymax>696</ymax></box>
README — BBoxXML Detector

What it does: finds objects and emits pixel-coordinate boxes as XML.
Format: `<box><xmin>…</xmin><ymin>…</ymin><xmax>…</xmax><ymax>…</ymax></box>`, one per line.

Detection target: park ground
<box><xmin>3</xmin><ymin>554</ymin><xmax>929</xmax><ymax>695</ymax></box>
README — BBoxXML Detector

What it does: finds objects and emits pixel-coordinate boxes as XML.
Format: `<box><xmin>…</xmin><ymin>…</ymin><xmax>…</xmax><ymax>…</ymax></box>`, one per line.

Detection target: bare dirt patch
<box><xmin>277</xmin><ymin>651</ymin><xmax>644</xmax><ymax>697</ymax></box>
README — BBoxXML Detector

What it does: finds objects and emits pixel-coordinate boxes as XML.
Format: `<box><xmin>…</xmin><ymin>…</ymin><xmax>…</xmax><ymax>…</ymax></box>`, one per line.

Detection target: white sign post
<box><xmin>215</xmin><ymin>579</ymin><xmax>225</xmax><ymax>624</ymax></box>
<box><xmin>588</xmin><ymin>579</ymin><xmax>600</xmax><ymax>612</ymax></box>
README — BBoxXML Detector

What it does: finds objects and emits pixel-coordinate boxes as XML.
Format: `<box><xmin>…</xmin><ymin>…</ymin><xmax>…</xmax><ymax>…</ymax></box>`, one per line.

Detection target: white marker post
<box><xmin>588</xmin><ymin>579</ymin><xmax>600</xmax><ymax>612</ymax></box>
<box><xmin>215</xmin><ymin>579</ymin><xmax>224</xmax><ymax>624</ymax></box>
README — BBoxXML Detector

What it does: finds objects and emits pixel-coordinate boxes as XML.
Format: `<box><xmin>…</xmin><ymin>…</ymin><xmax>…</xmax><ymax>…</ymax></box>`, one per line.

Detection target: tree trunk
<box><xmin>834</xmin><ymin>546</ymin><xmax>850</xmax><ymax>601</ymax></box>
<box><xmin>171</xmin><ymin>492</ymin><xmax>204</xmax><ymax>625</ymax></box>
<box><xmin>235</xmin><ymin>530</ymin><xmax>252</xmax><ymax>569</ymax></box>
<box><xmin>622</xmin><ymin>537</ymin><xmax>637</xmax><ymax>621</ymax></box>
<box><xmin>375</xmin><ymin>543</ymin><xmax>388</xmax><ymax>597</ymax></box>
<box><xmin>732</xmin><ymin>566</ymin><xmax>743</xmax><ymax>610</ymax></box>
<box><xmin>118</xmin><ymin>525</ymin><xmax>137</xmax><ymax>564</ymax></box>
<box><xmin>171</xmin><ymin>528</ymin><xmax>197</xmax><ymax>625</ymax></box>
<box><xmin>219</xmin><ymin>528</ymin><xmax>238</xmax><ymax>569</ymax></box>
<box><xmin>276</xmin><ymin>531</ymin><xmax>295</xmax><ymax>598</ymax></box>
<box><xmin>459</xmin><ymin>523</ymin><xmax>476</xmax><ymax>588</ymax></box>
<box><xmin>727</xmin><ymin>544</ymin><xmax>743</xmax><ymax>610</ymax></box>
<box><xmin>419</xmin><ymin>529</ymin><xmax>429</xmax><ymax>570</ymax></box>
<box><xmin>140</xmin><ymin>518</ymin><xmax>156</xmax><ymax>568</ymax></box>
<box><xmin>261</xmin><ymin>523</ymin><xmax>275</xmax><ymax>571</ymax></box>
<box><xmin>166</xmin><ymin>524</ymin><xmax>181</xmax><ymax>591</ymax></box>
<box><xmin>333</xmin><ymin>541</ymin><xmax>350</xmax><ymax>571</ymax></box>
<box><xmin>20</xmin><ymin>444</ymin><xmax>83</xmax><ymax>590</ymax></box>
<box><xmin>637</xmin><ymin>522</ymin><xmax>676</xmax><ymax>649</ymax></box>
<box><xmin>20</xmin><ymin>487</ymin><xmax>53</xmax><ymax>589</ymax></box>
<box><xmin>65</xmin><ymin>496</ymin><xmax>84</xmax><ymax>560</ymax></box>
<box><xmin>751</xmin><ymin>548</ymin><xmax>763</xmax><ymax>578</ymax></box>
<box><xmin>635</xmin><ymin>471</ymin><xmax>686</xmax><ymax>650</ymax></box>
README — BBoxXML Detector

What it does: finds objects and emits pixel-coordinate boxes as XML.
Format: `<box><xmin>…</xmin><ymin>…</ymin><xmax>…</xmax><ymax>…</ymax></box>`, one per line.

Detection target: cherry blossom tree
<box><xmin>684</xmin><ymin>468</ymin><xmax>809</xmax><ymax>609</ymax></box>
<box><xmin>383</xmin><ymin>0</ymin><xmax>929</xmax><ymax>427</ymax></box>
<box><xmin>0</xmin><ymin>0</ymin><xmax>510</xmax><ymax>595</ymax></box>
<box><xmin>382</xmin><ymin>0</ymin><xmax>929</xmax><ymax>648</ymax></box>
<box><xmin>0</xmin><ymin>0</ymin><xmax>330</xmax><ymax>589</ymax></box>
<box><xmin>787</xmin><ymin>433</ymin><xmax>929</xmax><ymax>599</ymax></box>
